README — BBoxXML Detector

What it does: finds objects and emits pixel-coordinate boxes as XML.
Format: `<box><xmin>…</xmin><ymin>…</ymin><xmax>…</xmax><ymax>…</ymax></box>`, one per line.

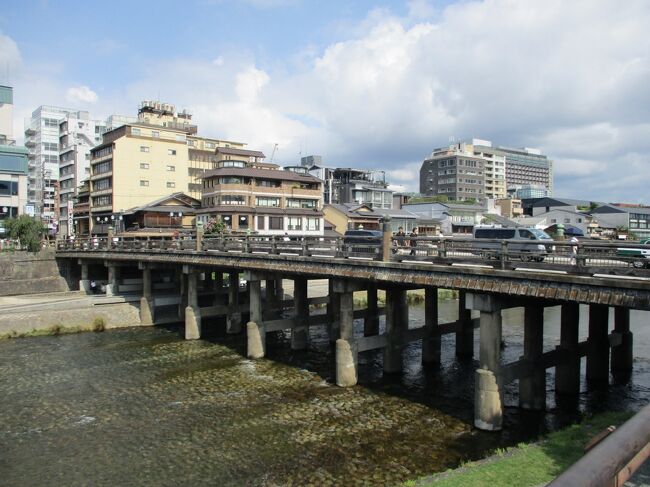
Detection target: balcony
<box><xmin>90</xmin><ymin>171</ymin><xmax>112</xmax><ymax>181</ymax></box>
<box><xmin>24</xmin><ymin>140</ymin><xmax>36</xmax><ymax>148</ymax></box>
<box><xmin>25</xmin><ymin>127</ymin><xmax>36</xmax><ymax>136</ymax></box>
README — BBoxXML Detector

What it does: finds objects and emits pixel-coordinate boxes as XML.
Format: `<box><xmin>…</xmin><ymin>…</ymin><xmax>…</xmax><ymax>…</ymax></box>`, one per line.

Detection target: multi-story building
<box><xmin>198</xmin><ymin>159</ymin><xmax>324</xmax><ymax>236</ymax></box>
<box><xmin>0</xmin><ymin>85</ymin><xmax>29</xmax><ymax>233</ymax></box>
<box><xmin>87</xmin><ymin>101</ymin><xmax>247</xmax><ymax>234</ymax></box>
<box><xmin>301</xmin><ymin>155</ymin><xmax>393</xmax><ymax>208</ymax></box>
<box><xmin>58</xmin><ymin>112</ymin><xmax>137</xmax><ymax>236</ymax></box>
<box><xmin>495</xmin><ymin>198</ymin><xmax>523</xmax><ymax>218</ymax></box>
<box><xmin>507</xmin><ymin>184</ymin><xmax>549</xmax><ymax>199</ymax></box>
<box><xmin>420</xmin><ymin>143</ymin><xmax>486</xmax><ymax>201</ymax></box>
<box><xmin>470</xmin><ymin>139</ymin><xmax>553</xmax><ymax>195</ymax></box>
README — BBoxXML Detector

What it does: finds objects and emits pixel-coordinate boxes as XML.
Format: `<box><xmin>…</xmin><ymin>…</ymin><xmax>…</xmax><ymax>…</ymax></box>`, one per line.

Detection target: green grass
<box><xmin>0</xmin><ymin>319</ymin><xmax>107</xmax><ymax>340</ymax></box>
<box><xmin>415</xmin><ymin>411</ymin><xmax>633</xmax><ymax>487</ymax></box>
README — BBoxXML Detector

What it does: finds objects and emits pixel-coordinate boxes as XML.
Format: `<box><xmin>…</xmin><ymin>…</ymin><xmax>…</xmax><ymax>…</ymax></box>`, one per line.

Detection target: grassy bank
<box><xmin>411</xmin><ymin>411</ymin><xmax>633</xmax><ymax>487</ymax></box>
<box><xmin>0</xmin><ymin>318</ymin><xmax>106</xmax><ymax>340</ymax></box>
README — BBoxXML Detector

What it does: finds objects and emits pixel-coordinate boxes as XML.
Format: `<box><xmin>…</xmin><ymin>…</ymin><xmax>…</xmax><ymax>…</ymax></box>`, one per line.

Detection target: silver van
<box><xmin>472</xmin><ymin>227</ymin><xmax>553</xmax><ymax>261</ymax></box>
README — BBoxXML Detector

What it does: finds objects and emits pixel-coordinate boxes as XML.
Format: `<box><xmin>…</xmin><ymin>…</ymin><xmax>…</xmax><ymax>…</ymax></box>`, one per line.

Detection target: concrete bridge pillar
<box><xmin>364</xmin><ymin>284</ymin><xmax>379</xmax><ymax>337</ymax></box>
<box><xmin>328</xmin><ymin>279</ymin><xmax>341</xmax><ymax>342</ymax></box>
<box><xmin>519</xmin><ymin>304</ymin><xmax>545</xmax><ymax>410</ymax></box>
<box><xmin>184</xmin><ymin>269</ymin><xmax>201</xmax><ymax>340</ymax></box>
<box><xmin>79</xmin><ymin>261</ymin><xmax>90</xmax><ymax>294</ymax></box>
<box><xmin>467</xmin><ymin>293</ymin><xmax>503</xmax><ymax>431</ymax></box>
<box><xmin>227</xmin><ymin>272</ymin><xmax>242</xmax><ymax>334</ymax></box>
<box><xmin>292</xmin><ymin>277</ymin><xmax>309</xmax><ymax>350</ymax></box>
<box><xmin>247</xmin><ymin>273</ymin><xmax>265</xmax><ymax>359</ymax></box>
<box><xmin>105</xmin><ymin>263</ymin><xmax>119</xmax><ymax>296</ymax></box>
<box><xmin>611</xmin><ymin>307</ymin><xmax>633</xmax><ymax>380</ymax></box>
<box><xmin>334</xmin><ymin>280</ymin><xmax>358</xmax><ymax>387</ymax></box>
<box><xmin>456</xmin><ymin>290</ymin><xmax>474</xmax><ymax>359</ymax></box>
<box><xmin>139</xmin><ymin>265</ymin><xmax>154</xmax><ymax>325</ymax></box>
<box><xmin>211</xmin><ymin>271</ymin><xmax>224</xmax><ymax>305</ymax></box>
<box><xmin>555</xmin><ymin>303</ymin><xmax>581</xmax><ymax>399</ymax></box>
<box><xmin>422</xmin><ymin>287</ymin><xmax>440</xmax><ymax>365</ymax></box>
<box><xmin>587</xmin><ymin>304</ymin><xmax>610</xmax><ymax>385</ymax></box>
<box><xmin>178</xmin><ymin>271</ymin><xmax>188</xmax><ymax>320</ymax></box>
<box><xmin>265</xmin><ymin>279</ymin><xmax>277</xmax><ymax>311</ymax></box>
<box><xmin>384</xmin><ymin>287</ymin><xmax>407</xmax><ymax>374</ymax></box>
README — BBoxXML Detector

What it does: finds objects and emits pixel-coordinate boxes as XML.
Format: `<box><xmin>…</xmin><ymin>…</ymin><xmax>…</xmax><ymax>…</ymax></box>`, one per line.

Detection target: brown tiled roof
<box><xmin>200</xmin><ymin>167</ymin><xmax>322</xmax><ymax>184</ymax></box>
<box><xmin>215</xmin><ymin>147</ymin><xmax>266</xmax><ymax>158</ymax></box>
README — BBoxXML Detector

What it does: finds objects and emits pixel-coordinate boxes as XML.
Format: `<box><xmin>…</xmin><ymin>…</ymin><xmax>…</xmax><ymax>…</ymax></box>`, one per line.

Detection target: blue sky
<box><xmin>1</xmin><ymin>0</ymin><xmax>650</xmax><ymax>202</ymax></box>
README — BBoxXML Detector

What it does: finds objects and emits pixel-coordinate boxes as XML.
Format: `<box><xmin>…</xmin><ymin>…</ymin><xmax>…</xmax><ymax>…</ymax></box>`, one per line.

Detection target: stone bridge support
<box><xmin>611</xmin><ymin>307</ymin><xmax>633</xmax><ymax>380</ymax></box>
<box><xmin>105</xmin><ymin>262</ymin><xmax>119</xmax><ymax>296</ymax></box>
<box><xmin>384</xmin><ymin>286</ymin><xmax>407</xmax><ymax>374</ymax></box>
<box><xmin>184</xmin><ymin>266</ymin><xmax>201</xmax><ymax>340</ymax></box>
<box><xmin>364</xmin><ymin>284</ymin><xmax>379</xmax><ymax>337</ymax></box>
<box><xmin>334</xmin><ymin>279</ymin><xmax>359</xmax><ymax>387</ymax></box>
<box><xmin>519</xmin><ymin>304</ymin><xmax>545</xmax><ymax>410</ymax></box>
<box><xmin>79</xmin><ymin>260</ymin><xmax>90</xmax><ymax>294</ymax></box>
<box><xmin>139</xmin><ymin>262</ymin><xmax>154</xmax><ymax>325</ymax></box>
<box><xmin>247</xmin><ymin>271</ymin><xmax>265</xmax><ymax>359</ymax></box>
<box><xmin>467</xmin><ymin>293</ymin><xmax>503</xmax><ymax>431</ymax></box>
<box><xmin>555</xmin><ymin>303</ymin><xmax>581</xmax><ymax>400</ymax></box>
<box><xmin>422</xmin><ymin>286</ymin><xmax>440</xmax><ymax>365</ymax></box>
<box><xmin>456</xmin><ymin>291</ymin><xmax>474</xmax><ymax>359</ymax></box>
<box><xmin>587</xmin><ymin>304</ymin><xmax>609</xmax><ymax>385</ymax></box>
<box><xmin>227</xmin><ymin>272</ymin><xmax>242</xmax><ymax>334</ymax></box>
<box><xmin>292</xmin><ymin>277</ymin><xmax>309</xmax><ymax>350</ymax></box>
<box><xmin>328</xmin><ymin>279</ymin><xmax>341</xmax><ymax>342</ymax></box>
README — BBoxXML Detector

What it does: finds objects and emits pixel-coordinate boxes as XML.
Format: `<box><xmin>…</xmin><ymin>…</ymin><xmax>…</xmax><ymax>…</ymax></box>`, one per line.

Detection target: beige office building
<box><xmin>87</xmin><ymin>101</ymin><xmax>246</xmax><ymax>234</ymax></box>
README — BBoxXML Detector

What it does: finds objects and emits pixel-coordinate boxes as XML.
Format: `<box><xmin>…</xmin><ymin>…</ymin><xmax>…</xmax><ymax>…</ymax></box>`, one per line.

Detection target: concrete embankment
<box><xmin>0</xmin><ymin>292</ymin><xmax>146</xmax><ymax>338</ymax></box>
<box><xmin>0</xmin><ymin>249</ymin><xmax>69</xmax><ymax>296</ymax></box>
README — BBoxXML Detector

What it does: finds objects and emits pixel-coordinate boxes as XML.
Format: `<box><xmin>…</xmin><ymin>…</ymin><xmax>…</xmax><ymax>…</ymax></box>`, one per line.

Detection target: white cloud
<box><xmin>66</xmin><ymin>85</ymin><xmax>98</xmax><ymax>104</ymax></box>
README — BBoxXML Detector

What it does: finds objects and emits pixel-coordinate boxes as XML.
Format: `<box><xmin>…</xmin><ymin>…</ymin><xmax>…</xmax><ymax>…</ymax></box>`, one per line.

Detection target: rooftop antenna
<box><xmin>270</xmin><ymin>143</ymin><xmax>278</xmax><ymax>163</ymax></box>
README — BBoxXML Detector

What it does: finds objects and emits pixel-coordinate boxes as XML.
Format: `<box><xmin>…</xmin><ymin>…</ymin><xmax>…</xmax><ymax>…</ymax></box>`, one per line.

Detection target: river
<box><xmin>1</xmin><ymin>298</ymin><xmax>648</xmax><ymax>486</ymax></box>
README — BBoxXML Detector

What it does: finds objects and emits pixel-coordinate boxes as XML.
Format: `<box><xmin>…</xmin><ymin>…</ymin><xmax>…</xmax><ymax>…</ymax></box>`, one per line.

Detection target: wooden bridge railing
<box><xmin>56</xmin><ymin>235</ymin><xmax>650</xmax><ymax>278</ymax></box>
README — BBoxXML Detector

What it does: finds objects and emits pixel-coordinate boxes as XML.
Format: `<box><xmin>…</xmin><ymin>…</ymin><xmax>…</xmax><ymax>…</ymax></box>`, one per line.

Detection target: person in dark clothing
<box><xmin>394</xmin><ymin>227</ymin><xmax>406</xmax><ymax>247</ymax></box>
<box><xmin>409</xmin><ymin>228</ymin><xmax>418</xmax><ymax>256</ymax></box>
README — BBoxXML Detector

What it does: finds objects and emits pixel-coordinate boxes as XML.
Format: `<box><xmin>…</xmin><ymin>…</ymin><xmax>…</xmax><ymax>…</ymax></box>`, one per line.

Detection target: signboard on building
<box><xmin>67</xmin><ymin>200</ymin><xmax>74</xmax><ymax>236</ymax></box>
<box><xmin>24</xmin><ymin>204</ymin><xmax>35</xmax><ymax>217</ymax></box>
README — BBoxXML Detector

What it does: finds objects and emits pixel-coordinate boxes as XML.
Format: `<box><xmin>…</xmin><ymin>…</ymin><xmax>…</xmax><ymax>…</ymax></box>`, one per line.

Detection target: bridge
<box><xmin>55</xmin><ymin>231</ymin><xmax>650</xmax><ymax>431</ymax></box>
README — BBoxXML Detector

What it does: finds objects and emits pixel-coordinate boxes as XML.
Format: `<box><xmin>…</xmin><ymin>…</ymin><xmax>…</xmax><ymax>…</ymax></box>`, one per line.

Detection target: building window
<box><xmin>168</xmin><ymin>149</ymin><xmax>177</xmax><ymax>156</ymax></box>
<box><xmin>220</xmin><ymin>160</ymin><xmax>245</xmax><ymax>168</ymax></box>
<box><xmin>131</xmin><ymin>128</ymin><xmax>141</xmax><ymax>136</ymax></box>
<box><xmin>140</xmin><ymin>180</ymin><xmax>149</xmax><ymax>187</ymax></box>
<box><xmin>205</xmin><ymin>142</ymin><xmax>215</xmax><ymax>149</ymax></box>
<box><xmin>93</xmin><ymin>178</ymin><xmax>111</xmax><ymax>191</ymax></box>
<box><xmin>221</xmin><ymin>195</ymin><xmax>245</xmax><ymax>205</ymax></box>
<box><xmin>167</xmin><ymin>182</ymin><xmax>175</xmax><ymax>188</ymax></box>
<box><xmin>219</xmin><ymin>177</ymin><xmax>243</xmax><ymax>184</ymax></box>
<box><xmin>140</xmin><ymin>163</ymin><xmax>149</xmax><ymax>169</ymax></box>
<box><xmin>187</xmin><ymin>139</ymin><xmax>195</xmax><ymax>146</ymax></box>
<box><xmin>286</xmin><ymin>198</ymin><xmax>317</xmax><ymax>209</ymax></box>
<box><xmin>151</xmin><ymin>130</ymin><xmax>159</xmax><ymax>138</ymax></box>
<box><xmin>221</xmin><ymin>215</ymin><xmax>232</xmax><ymax>228</ymax></box>
<box><xmin>0</xmin><ymin>181</ymin><xmax>18</xmax><ymax>196</ymax></box>
<box><xmin>257</xmin><ymin>216</ymin><xmax>265</xmax><ymax>230</ymax></box>
<box><xmin>269</xmin><ymin>216</ymin><xmax>283</xmax><ymax>230</ymax></box>
<box><xmin>140</xmin><ymin>146</ymin><xmax>149</xmax><ymax>153</ymax></box>
<box><xmin>255</xmin><ymin>196</ymin><xmax>280</xmax><ymax>207</ymax></box>
<box><xmin>306</xmin><ymin>217</ymin><xmax>320</xmax><ymax>231</ymax></box>
<box><xmin>175</xmin><ymin>134</ymin><xmax>185</xmax><ymax>142</ymax></box>
<box><xmin>256</xmin><ymin>179</ymin><xmax>280</xmax><ymax>187</ymax></box>
<box><xmin>239</xmin><ymin>215</ymin><xmax>249</xmax><ymax>229</ymax></box>
<box><xmin>93</xmin><ymin>161</ymin><xmax>112</xmax><ymax>175</ymax></box>
<box><xmin>288</xmin><ymin>217</ymin><xmax>302</xmax><ymax>230</ymax></box>
<box><xmin>166</xmin><ymin>165</ymin><xmax>175</xmax><ymax>172</ymax></box>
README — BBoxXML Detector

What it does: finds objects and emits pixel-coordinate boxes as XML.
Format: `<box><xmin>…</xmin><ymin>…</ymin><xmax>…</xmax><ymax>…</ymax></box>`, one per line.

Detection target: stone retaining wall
<box><xmin>0</xmin><ymin>249</ymin><xmax>69</xmax><ymax>296</ymax></box>
<box><xmin>0</xmin><ymin>302</ymin><xmax>145</xmax><ymax>337</ymax></box>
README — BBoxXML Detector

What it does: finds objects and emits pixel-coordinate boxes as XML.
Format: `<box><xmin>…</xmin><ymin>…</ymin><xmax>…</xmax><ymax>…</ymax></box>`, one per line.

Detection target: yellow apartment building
<box><xmin>87</xmin><ymin>101</ymin><xmax>246</xmax><ymax>234</ymax></box>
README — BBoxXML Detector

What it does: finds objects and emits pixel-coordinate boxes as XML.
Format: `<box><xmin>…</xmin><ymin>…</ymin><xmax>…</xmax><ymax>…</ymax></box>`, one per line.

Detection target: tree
<box><xmin>4</xmin><ymin>215</ymin><xmax>46</xmax><ymax>252</ymax></box>
<box><xmin>204</xmin><ymin>218</ymin><xmax>227</xmax><ymax>235</ymax></box>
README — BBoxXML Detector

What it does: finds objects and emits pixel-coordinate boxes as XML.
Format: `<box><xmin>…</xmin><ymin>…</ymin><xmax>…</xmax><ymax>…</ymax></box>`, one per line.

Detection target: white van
<box><xmin>472</xmin><ymin>227</ymin><xmax>553</xmax><ymax>261</ymax></box>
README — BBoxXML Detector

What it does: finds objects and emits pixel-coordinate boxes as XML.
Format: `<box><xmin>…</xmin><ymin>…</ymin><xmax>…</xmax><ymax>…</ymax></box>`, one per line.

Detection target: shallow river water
<box><xmin>1</xmin><ymin>298</ymin><xmax>648</xmax><ymax>486</ymax></box>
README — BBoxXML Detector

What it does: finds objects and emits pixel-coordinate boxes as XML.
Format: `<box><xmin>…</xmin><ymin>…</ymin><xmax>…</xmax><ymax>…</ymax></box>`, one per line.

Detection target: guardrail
<box><xmin>55</xmin><ymin>235</ymin><xmax>650</xmax><ymax>277</ymax></box>
<box><xmin>548</xmin><ymin>403</ymin><xmax>650</xmax><ymax>486</ymax></box>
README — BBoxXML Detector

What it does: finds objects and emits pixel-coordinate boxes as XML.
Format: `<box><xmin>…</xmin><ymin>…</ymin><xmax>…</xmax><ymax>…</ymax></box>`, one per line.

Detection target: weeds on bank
<box><xmin>412</xmin><ymin>411</ymin><xmax>633</xmax><ymax>487</ymax></box>
<box><xmin>0</xmin><ymin>317</ymin><xmax>108</xmax><ymax>340</ymax></box>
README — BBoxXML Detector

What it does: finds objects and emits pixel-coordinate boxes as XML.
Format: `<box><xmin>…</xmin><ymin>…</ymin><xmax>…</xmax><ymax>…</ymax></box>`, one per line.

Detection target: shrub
<box><xmin>92</xmin><ymin>317</ymin><xmax>106</xmax><ymax>332</ymax></box>
<box><xmin>4</xmin><ymin>215</ymin><xmax>46</xmax><ymax>252</ymax></box>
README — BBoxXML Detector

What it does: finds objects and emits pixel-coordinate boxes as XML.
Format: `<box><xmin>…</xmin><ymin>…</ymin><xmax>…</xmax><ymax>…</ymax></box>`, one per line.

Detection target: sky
<box><xmin>1</xmin><ymin>0</ymin><xmax>649</xmax><ymax>202</ymax></box>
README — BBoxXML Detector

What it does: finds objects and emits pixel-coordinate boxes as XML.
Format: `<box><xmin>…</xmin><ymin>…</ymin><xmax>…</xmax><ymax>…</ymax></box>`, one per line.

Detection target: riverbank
<box><xmin>412</xmin><ymin>411</ymin><xmax>634</xmax><ymax>487</ymax></box>
<box><xmin>0</xmin><ymin>291</ymin><xmax>143</xmax><ymax>339</ymax></box>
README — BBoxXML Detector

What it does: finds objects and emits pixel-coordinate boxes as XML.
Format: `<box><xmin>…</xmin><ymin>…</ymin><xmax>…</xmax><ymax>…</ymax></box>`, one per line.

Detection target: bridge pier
<box><xmin>178</xmin><ymin>270</ymin><xmax>187</xmax><ymax>320</ymax></box>
<box><xmin>587</xmin><ymin>304</ymin><xmax>610</xmax><ymax>385</ymax></box>
<box><xmin>422</xmin><ymin>287</ymin><xmax>440</xmax><ymax>365</ymax></box>
<box><xmin>335</xmin><ymin>280</ymin><xmax>358</xmax><ymax>387</ymax></box>
<box><xmin>227</xmin><ymin>272</ymin><xmax>242</xmax><ymax>334</ymax></box>
<box><xmin>328</xmin><ymin>279</ymin><xmax>341</xmax><ymax>342</ymax></box>
<box><xmin>555</xmin><ymin>303</ymin><xmax>581</xmax><ymax>399</ymax></box>
<box><xmin>105</xmin><ymin>263</ymin><xmax>119</xmax><ymax>296</ymax></box>
<box><xmin>139</xmin><ymin>264</ymin><xmax>154</xmax><ymax>325</ymax></box>
<box><xmin>519</xmin><ymin>304</ymin><xmax>545</xmax><ymax>410</ymax></box>
<box><xmin>456</xmin><ymin>291</ymin><xmax>474</xmax><ymax>359</ymax></box>
<box><xmin>364</xmin><ymin>284</ymin><xmax>379</xmax><ymax>336</ymax></box>
<box><xmin>611</xmin><ymin>307</ymin><xmax>633</xmax><ymax>380</ymax></box>
<box><xmin>211</xmin><ymin>271</ymin><xmax>224</xmax><ymax>305</ymax></box>
<box><xmin>184</xmin><ymin>268</ymin><xmax>201</xmax><ymax>340</ymax></box>
<box><xmin>384</xmin><ymin>287</ymin><xmax>407</xmax><ymax>374</ymax></box>
<box><xmin>467</xmin><ymin>293</ymin><xmax>504</xmax><ymax>431</ymax></box>
<box><xmin>79</xmin><ymin>261</ymin><xmax>90</xmax><ymax>294</ymax></box>
<box><xmin>265</xmin><ymin>279</ymin><xmax>279</xmax><ymax>317</ymax></box>
<box><xmin>247</xmin><ymin>273</ymin><xmax>265</xmax><ymax>358</ymax></box>
<box><xmin>292</xmin><ymin>277</ymin><xmax>309</xmax><ymax>350</ymax></box>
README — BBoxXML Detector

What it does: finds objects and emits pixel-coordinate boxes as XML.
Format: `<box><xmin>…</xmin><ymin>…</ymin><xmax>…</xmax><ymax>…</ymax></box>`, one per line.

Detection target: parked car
<box><xmin>472</xmin><ymin>227</ymin><xmax>553</xmax><ymax>261</ymax></box>
<box><xmin>616</xmin><ymin>246</ymin><xmax>650</xmax><ymax>268</ymax></box>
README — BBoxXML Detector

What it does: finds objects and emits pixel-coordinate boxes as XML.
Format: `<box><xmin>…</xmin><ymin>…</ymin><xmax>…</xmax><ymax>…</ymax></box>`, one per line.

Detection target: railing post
<box><xmin>500</xmin><ymin>240</ymin><xmax>508</xmax><ymax>270</ymax></box>
<box><xmin>381</xmin><ymin>216</ymin><xmax>392</xmax><ymax>261</ymax></box>
<box><xmin>271</xmin><ymin>236</ymin><xmax>278</xmax><ymax>255</ymax></box>
<box><xmin>195</xmin><ymin>221</ymin><xmax>204</xmax><ymax>251</ymax></box>
<box><xmin>301</xmin><ymin>238</ymin><xmax>309</xmax><ymax>257</ymax></box>
<box><xmin>438</xmin><ymin>238</ymin><xmax>446</xmax><ymax>259</ymax></box>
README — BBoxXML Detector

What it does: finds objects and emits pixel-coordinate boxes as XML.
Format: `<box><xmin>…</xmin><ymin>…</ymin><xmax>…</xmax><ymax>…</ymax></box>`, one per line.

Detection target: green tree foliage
<box><xmin>4</xmin><ymin>215</ymin><xmax>46</xmax><ymax>252</ymax></box>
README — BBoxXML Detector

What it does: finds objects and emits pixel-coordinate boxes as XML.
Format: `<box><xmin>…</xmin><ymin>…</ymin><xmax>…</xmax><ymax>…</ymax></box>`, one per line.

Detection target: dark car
<box><xmin>343</xmin><ymin>230</ymin><xmax>383</xmax><ymax>256</ymax></box>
